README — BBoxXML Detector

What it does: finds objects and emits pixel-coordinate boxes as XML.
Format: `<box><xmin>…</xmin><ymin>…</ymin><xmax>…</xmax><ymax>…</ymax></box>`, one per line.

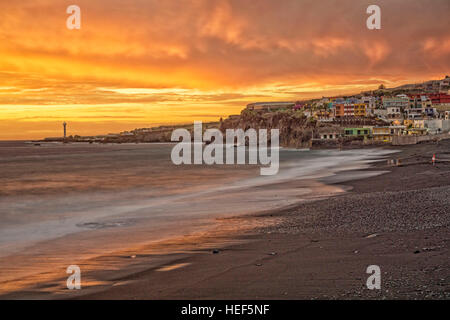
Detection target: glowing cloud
<box><xmin>0</xmin><ymin>0</ymin><xmax>448</xmax><ymax>139</ymax></box>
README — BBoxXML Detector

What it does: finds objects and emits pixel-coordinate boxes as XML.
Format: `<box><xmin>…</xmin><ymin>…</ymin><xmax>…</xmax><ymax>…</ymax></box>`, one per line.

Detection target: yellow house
<box><xmin>372</xmin><ymin>127</ymin><xmax>391</xmax><ymax>142</ymax></box>
<box><xmin>403</xmin><ymin>119</ymin><xmax>414</xmax><ymax>127</ymax></box>
<box><xmin>353</xmin><ymin>103</ymin><xmax>366</xmax><ymax>117</ymax></box>
<box><xmin>406</xmin><ymin>127</ymin><xmax>427</xmax><ymax>135</ymax></box>
<box><xmin>373</xmin><ymin>126</ymin><xmax>406</xmax><ymax>142</ymax></box>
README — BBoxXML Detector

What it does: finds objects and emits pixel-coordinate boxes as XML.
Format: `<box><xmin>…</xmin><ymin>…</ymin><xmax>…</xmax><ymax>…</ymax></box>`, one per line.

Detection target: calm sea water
<box><xmin>0</xmin><ymin>141</ymin><xmax>396</xmax><ymax>293</ymax></box>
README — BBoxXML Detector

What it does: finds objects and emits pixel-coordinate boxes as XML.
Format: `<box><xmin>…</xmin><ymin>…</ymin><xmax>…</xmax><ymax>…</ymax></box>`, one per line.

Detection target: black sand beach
<box><xmin>70</xmin><ymin>139</ymin><xmax>449</xmax><ymax>300</ymax></box>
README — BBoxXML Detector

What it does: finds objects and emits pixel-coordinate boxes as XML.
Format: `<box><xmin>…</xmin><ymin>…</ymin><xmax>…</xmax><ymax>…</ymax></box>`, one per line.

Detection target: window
<box><xmin>364</xmin><ymin>130</ymin><xmax>368</xmax><ymax>135</ymax></box>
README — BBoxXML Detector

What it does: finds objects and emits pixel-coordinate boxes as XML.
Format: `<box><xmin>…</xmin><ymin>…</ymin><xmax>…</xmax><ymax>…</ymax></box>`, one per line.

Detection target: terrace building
<box><xmin>372</xmin><ymin>126</ymin><xmax>406</xmax><ymax>142</ymax></box>
<box><xmin>334</xmin><ymin>104</ymin><xmax>345</xmax><ymax>117</ymax></box>
<box><xmin>317</xmin><ymin>128</ymin><xmax>343</xmax><ymax>140</ymax></box>
<box><xmin>353</xmin><ymin>103</ymin><xmax>367</xmax><ymax>117</ymax></box>
<box><xmin>406</xmin><ymin>96</ymin><xmax>425</xmax><ymax>120</ymax></box>
<box><xmin>386</xmin><ymin>106</ymin><xmax>402</xmax><ymax>120</ymax></box>
<box><xmin>361</xmin><ymin>96</ymin><xmax>377</xmax><ymax>115</ymax></box>
<box><xmin>334</xmin><ymin>103</ymin><xmax>366</xmax><ymax>118</ymax></box>
<box><xmin>410</xmin><ymin>93</ymin><xmax>450</xmax><ymax>106</ymax></box>
<box><xmin>382</xmin><ymin>96</ymin><xmax>409</xmax><ymax>110</ymax></box>
<box><xmin>344</xmin><ymin>127</ymin><xmax>372</xmax><ymax>138</ymax></box>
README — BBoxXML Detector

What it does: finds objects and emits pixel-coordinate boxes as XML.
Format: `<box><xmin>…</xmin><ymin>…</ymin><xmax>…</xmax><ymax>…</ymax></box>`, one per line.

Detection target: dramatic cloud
<box><xmin>0</xmin><ymin>0</ymin><xmax>449</xmax><ymax>138</ymax></box>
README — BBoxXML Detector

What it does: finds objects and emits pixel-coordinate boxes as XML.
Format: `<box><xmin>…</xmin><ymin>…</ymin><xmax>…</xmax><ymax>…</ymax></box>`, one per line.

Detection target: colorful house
<box><xmin>293</xmin><ymin>101</ymin><xmax>304</xmax><ymax>111</ymax></box>
<box><xmin>344</xmin><ymin>127</ymin><xmax>372</xmax><ymax>138</ymax></box>
<box><xmin>372</xmin><ymin>126</ymin><xmax>406</xmax><ymax>142</ymax></box>
<box><xmin>334</xmin><ymin>104</ymin><xmax>345</xmax><ymax>117</ymax></box>
<box><xmin>353</xmin><ymin>103</ymin><xmax>367</xmax><ymax>117</ymax></box>
<box><xmin>334</xmin><ymin>103</ymin><xmax>367</xmax><ymax>118</ymax></box>
<box><xmin>382</xmin><ymin>96</ymin><xmax>409</xmax><ymax>109</ymax></box>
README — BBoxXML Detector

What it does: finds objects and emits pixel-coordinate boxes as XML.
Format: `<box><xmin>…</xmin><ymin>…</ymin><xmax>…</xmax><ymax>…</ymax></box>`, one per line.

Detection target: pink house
<box><xmin>293</xmin><ymin>102</ymin><xmax>304</xmax><ymax>110</ymax></box>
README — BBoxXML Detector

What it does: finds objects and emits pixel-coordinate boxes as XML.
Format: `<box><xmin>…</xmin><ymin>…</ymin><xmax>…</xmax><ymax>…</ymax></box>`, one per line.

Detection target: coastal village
<box><xmin>243</xmin><ymin>75</ymin><xmax>450</xmax><ymax>147</ymax></box>
<box><xmin>45</xmin><ymin>76</ymin><xmax>450</xmax><ymax>147</ymax></box>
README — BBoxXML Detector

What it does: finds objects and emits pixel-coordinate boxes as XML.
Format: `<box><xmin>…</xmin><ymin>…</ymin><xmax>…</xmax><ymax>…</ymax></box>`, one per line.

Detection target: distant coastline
<box><xmin>40</xmin><ymin>76</ymin><xmax>450</xmax><ymax>148</ymax></box>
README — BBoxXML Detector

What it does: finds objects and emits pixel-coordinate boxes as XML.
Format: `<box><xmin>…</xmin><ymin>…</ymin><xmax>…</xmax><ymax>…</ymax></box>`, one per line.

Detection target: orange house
<box><xmin>334</xmin><ymin>104</ymin><xmax>345</xmax><ymax>117</ymax></box>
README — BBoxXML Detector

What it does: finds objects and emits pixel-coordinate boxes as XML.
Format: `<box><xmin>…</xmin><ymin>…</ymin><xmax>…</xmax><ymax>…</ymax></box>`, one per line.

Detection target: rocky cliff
<box><xmin>219</xmin><ymin>109</ymin><xmax>318</xmax><ymax>148</ymax></box>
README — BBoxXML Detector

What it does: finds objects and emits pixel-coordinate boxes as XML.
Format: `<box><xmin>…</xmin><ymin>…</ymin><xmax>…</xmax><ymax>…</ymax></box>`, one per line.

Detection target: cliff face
<box><xmin>219</xmin><ymin>109</ymin><xmax>317</xmax><ymax>148</ymax></box>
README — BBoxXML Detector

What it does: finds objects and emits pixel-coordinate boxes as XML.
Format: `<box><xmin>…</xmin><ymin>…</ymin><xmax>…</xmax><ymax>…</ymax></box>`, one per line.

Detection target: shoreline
<box><xmin>79</xmin><ymin>140</ymin><xmax>449</xmax><ymax>300</ymax></box>
<box><xmin>1</xmin><ymin>141</ymin><xmax>449</xmax><ymax>299</ymax></box>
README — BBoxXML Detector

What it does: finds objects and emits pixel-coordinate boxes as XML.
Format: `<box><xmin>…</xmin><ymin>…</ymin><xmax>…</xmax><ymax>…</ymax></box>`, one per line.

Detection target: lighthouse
<box><xmin>63</xmin><ymin>122</ymin><xmax>67</xmax><ymax>139</ymax></box>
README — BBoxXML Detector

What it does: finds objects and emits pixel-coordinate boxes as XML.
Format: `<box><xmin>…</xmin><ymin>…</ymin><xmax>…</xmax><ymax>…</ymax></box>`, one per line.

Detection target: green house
<box><xmin>344</xmin><ymin>127</ymin><xmax>372</xmax><ymax>138</ymax></box>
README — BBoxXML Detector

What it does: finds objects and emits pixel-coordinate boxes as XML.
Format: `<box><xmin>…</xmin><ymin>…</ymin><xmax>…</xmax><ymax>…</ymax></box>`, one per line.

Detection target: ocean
<box><xmin>0</xmin><ymin>141</ymin><xmax>396</xmax><ymax>294</ymax></box>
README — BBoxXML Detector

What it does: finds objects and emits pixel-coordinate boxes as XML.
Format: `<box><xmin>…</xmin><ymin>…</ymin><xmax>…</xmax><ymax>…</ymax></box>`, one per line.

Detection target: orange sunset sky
<box><xmin>0</xmin><ymin>0</ymin><xmax>449</xmax><ymax>140</ymax></box>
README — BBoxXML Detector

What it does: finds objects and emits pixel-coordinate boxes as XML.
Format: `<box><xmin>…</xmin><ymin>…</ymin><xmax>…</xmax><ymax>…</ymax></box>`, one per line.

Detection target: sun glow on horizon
<box><xmin>0</xmin><ymin>0</ymin><xmax>449</xmax><ymax>139</ymax></box>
